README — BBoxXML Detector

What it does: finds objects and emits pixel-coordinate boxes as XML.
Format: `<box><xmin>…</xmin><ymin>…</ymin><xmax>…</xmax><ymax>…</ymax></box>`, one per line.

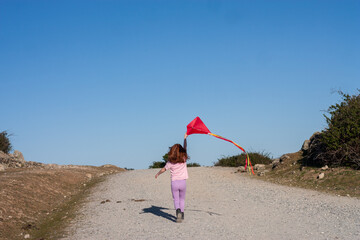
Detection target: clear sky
<box><xmin>1</xmin><ymin>0</ymin><xmax>359</xmax><ymax>169</ymax></box>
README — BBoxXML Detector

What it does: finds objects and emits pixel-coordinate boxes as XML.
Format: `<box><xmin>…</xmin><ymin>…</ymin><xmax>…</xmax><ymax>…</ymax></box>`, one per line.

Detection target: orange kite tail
<box><xmin>208</xmin><ymin>133</ymin><xmax>255</xmax><ymax>175</ymax></box>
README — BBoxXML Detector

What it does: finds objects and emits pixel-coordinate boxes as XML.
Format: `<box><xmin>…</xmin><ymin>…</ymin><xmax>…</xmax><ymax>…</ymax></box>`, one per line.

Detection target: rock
<box><xmin>317</xmin><ymin>173</ymin><xmax>325</xmax><ymax>179</ymax></box>
<box><xmin>13</xmin><ymin>150</ymin><xmax>25</xmax><ymax>163</ymax></box>
<box><xmin>0</xmin><ymin>151</ymin><xmax>7</xmax><ymax>159</ymax></box>
<box><xmin>280</xmin><ymin>154</ymin><xmax>290</xmax><ymax>163</ymax></box>
<box><xmin>44</xmin><ymin>164</ymin><xmax>61</xmax><ymax>169</ymax></box>
<box><xmin>101</xmin><ymin>164</ymin><xmax>117</xmax><ymax>168</ymax></box>
<box><xmin>237</xmin><ymin>166</ymin><xmax>246</xmax><ymax>172</ymax></box>
<box><xmin>24</xmin><ymin>234</ymin><xmax>30</xmax><ymax>239</ymax></box>
<box><xmin>257</xmin><ymin>171</ymin><xmax>265</xmax><ymax>176</ymax></box>
<box><xmin>86</xmin><ymin>174</ymin><xmax>92</xmax><ymax>179</ymax></box>
<box><xmin>321</xmin><ymin>165</ymin><xmax>329</xmax><ymax>170</ymax></box>
<box><xmin>0</xmin><ymin>164</ymin><xmax>5</xmax><ymax>171</ymax></box>
<box><xmin>272</xmin><ymin>161</ymin><xmax>280</xmax><ymax>169</ymax></box>
<box><xmin>301</xmin><ymin>140</ymin><xmax>310</xmax><ymax>152</ymax></box>
<box><xmin>310</xmin><ymin>132</ymin><xmax>321</xmax><ymax>142</ymax></box>
<box><xmin>254</xmin><ymin>164</ymin><xmax>266</xmax><ymax>171</ymax></box>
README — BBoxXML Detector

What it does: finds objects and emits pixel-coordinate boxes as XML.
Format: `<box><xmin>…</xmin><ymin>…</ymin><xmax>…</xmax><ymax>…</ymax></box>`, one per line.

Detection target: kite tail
<box><xmin>208</xmin><ymin>133</ymin><xmax>255</xmax><ymax>175</ymax></box>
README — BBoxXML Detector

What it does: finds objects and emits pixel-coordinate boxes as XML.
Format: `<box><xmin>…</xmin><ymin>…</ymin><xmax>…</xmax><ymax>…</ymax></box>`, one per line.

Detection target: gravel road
<box><xmin>64</xmin><ymin>167</ymin><xmax>360</xmax><ymax>240</ymax></box>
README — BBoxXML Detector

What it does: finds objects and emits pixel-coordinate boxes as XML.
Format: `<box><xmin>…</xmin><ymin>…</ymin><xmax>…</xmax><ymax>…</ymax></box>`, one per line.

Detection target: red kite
<box><xmin>186</xmin><ymin>117</ymin><xmax>254</xmax><ymax>175</ymax></box>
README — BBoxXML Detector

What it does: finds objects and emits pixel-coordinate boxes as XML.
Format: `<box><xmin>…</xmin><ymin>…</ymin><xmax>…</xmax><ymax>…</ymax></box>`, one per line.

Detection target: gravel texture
<box><xmin>64</xmin><ymin>167</ymin><xmax>360</xmax><ymax>240</ymax></box>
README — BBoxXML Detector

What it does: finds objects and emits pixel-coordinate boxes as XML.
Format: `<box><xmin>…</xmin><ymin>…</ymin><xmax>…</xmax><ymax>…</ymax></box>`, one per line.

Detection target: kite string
<box><xmin>208</xmin><ymin>133</ymin><xmax>255</xmax><ymax>175</ymax></box>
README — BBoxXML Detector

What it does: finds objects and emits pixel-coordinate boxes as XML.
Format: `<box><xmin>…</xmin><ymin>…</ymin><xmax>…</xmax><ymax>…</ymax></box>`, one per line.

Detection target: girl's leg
<box><xmin>171</xmin><ymin>181</ymin><xmax>180</xmax><ymax>210</ymax></box>
<box><xmin>178</xmin><ymin>180</ymin><xmax>186</xmax><ymax>212</ymax></box>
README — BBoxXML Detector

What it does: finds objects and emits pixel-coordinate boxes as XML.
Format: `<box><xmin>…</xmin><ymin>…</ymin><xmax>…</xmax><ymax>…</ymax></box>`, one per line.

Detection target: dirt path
<box><xmin>63</xmin><ymin>167</ymin><xmax>360</xmax><ymax>240</ymax></box>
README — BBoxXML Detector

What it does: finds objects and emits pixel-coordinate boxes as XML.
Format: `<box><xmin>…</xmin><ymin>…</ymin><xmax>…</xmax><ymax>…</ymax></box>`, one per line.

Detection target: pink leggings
<box><xmin>171</xmin><ymin>180</ymin><xmax>186</xmax><ymax>212</ymax></box>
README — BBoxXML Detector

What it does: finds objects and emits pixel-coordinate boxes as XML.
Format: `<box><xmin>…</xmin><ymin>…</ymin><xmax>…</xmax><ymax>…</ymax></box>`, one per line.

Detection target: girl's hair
<box><xmin>167</xmin><ymin>144</ymin><xmax>189</xmax><ymax>164</ymax></box>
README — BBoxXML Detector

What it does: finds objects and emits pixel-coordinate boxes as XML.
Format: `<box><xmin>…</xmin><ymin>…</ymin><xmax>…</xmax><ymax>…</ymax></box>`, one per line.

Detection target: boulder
<box><xmin>13</xmin><ymin>150</ymin><xmax>25</xmax><ymax>163</ymax></box>
<box><xmin>272</xmin><ymin>158</ymin><xmax>280</xmax><ymax>169</ymax></box>
<box><xmin>310</xmin><ymin>132</ymin><xmax>321</xmax><ymax>142</ymax></box>
<box><xmin>280</xmin><ymin>154</ymin><xmax>290</xmax><ymax>163</ymax></box>
<box><xmin>321</xmin><ymin>165</ymin><xmax>329</xmax><ymax>171</ymax></box>
<box><xmin>317</xmin><ymin>173</ymin><xmax>325</xmax><ymax>179</ymax></box>
<box><xmin>301</xmin><ymin>140</ymin><xmax>310</xmax><ymax>152</ymax></box>
<box><xmin>237</xmin><ymin>166</ymin><xmax>246</xmax><ymax>172</ymax></box>
<box><xmin>0</xmin><ymin>164</ymin><xmax>5</xmax><ymax>171</ymax></box>
<box><xmin>0</xmin><ymin>150</ymin><xmax>7</xmax><ymax>159</ymax></box>
<box><xmin>254</xmin><ymin>164</ymin><xmax>266</xmax><ymax>171</ymax></box>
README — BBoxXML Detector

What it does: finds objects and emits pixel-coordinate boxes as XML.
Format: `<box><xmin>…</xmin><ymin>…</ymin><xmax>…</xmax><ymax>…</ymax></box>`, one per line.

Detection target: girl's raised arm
<box><xmin>183</xmin><ymin>133</ymin><xmax>187</xmax><ymax>150</ymax></box>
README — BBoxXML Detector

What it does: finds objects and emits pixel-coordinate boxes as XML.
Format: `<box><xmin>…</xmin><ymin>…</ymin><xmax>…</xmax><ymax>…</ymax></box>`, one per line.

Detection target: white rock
<box><xmin>317</xmin><ymin>173</ymin><xmax>325</xmax><ymax>179</ymax></box>
<box><xmin>321</xmin><ymin>165</ymin><xmax>329</xmax><ymax>170</ymax></box>
<box><xmin>24</xmin><ymin>234</ymin><xmax>30</xmax><ymax>239</ymax></box>
<box><xmin>13</xmin><ymin>150</ymin><xmax>25</xmax><ymax>163</ymax></box>
<box><xmin>254</xmin><ymin>164</ymin><xmax>266</xmax><ymax>171</ymax></box>
<box><xmin>301</xmin><ymin>140</ymin><xmax>310</xmax><ymax>151</ymax></box>
<box><xmin>237</xmin><ymin>166</ymin><xmax>246</xmax><ymax>172</ymax></box>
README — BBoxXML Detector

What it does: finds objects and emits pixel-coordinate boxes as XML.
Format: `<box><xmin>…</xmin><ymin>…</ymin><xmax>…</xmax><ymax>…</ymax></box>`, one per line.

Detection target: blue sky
<box><xmin>1</xmin><ymin>0</ymin><xmax>359</xmax><ymax>169</ymax></box>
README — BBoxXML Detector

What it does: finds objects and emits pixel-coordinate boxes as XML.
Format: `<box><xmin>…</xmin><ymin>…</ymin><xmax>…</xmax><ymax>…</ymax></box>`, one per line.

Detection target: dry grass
<box><xmin>251</xmin><ymin>151</ymin><xmax>360</xmax><ymax>198</ymax></box>
<box><xmin>0</xmin><ymin>166</ymin><xmax>125</xmax><ymax>240</ymax></box>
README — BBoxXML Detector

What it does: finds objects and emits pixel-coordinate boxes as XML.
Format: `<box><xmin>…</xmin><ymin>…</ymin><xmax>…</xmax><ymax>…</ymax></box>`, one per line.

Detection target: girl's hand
<box><xmin>155</xmin><ymin>173</ymin><xmax>158</xmax><ymax>179</ymax></box>
<box><xmin>184</xmin><ymin>133</ymin><xmax>188</xmax><ymax>139</ymax></box>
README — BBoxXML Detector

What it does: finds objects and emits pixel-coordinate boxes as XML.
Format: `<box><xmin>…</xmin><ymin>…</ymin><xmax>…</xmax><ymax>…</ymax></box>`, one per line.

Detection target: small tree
<box><xmin>318</xmin><ymin>90</ymin><xmax>360</xmax><ymax>169</ymax></box>
<box><xmin>0</xmin><ymin>131</ymin><xmax>12</xmax><ymax>154</ymax></box>
<box><xmin>148</xmin><ymin>153</ymin><xmax>168</xmax><ymax>168</ymax></box>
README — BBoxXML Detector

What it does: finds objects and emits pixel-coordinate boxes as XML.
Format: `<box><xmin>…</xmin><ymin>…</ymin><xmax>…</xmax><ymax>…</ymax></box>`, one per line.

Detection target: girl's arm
<box><xmin>183</xmin><ymin>133</ymin><xmax>187</xmax><ymax>150</ymax></box>
<box><xmin>155</xmin><ymin>167</ymin><xmax>166</xmax><ymax>179</ymax></box>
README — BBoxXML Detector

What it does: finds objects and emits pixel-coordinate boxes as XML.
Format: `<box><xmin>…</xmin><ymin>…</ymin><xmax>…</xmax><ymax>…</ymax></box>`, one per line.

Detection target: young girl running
<box><xmin>155</xmin><ymin>133</ymin><xmax>188</xmax><ymax>223</ymax></box>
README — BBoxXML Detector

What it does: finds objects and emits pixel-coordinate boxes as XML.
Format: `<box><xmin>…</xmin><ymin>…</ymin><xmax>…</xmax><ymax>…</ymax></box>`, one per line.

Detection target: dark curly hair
<box><xmin>167</xmin><ymin>144</ymin><xmax>189</xmax><ymax>164</ymax></box>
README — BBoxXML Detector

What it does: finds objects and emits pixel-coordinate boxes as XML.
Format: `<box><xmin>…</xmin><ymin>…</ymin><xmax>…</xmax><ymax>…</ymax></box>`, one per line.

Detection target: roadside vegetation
<box><xmin>0</xmin><ymin>130</ymin><xmax>12</xmax><ymax>153</ymax></box>
<box><xmin>255</xmin><ymin>90</ymin><xmax>360</xmax><ymax>198</ymax></box>
<box><xmin>305</xmin><ymin>90</ymin><xmax>360</xmax><ymax>169</ymax></box>
<box><xmin>214</xmin><ymin>151</ymin><xmax>272</xmax><ymax>167</ymax></box>
<box><xmin>261</xmin><ymin>151</ymin><xmax>360</xmax><ymax>198</ymax></box>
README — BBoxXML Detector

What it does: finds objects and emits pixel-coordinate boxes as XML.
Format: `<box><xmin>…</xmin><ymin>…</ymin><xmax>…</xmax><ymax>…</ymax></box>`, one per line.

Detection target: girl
<box><xmin>155</xmin><ymin>133</ymin><xmax>188</xmax><ymax>223</ymax></box>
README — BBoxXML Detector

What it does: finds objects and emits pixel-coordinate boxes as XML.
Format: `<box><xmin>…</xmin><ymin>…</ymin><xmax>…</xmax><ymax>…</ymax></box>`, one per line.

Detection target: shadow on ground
<box><xmin>140</xmin><ymin>205</ymin><xmax>177</xmax><ymax>222</ymax></box>
<box><xmin>140</xmin><ymin>205</ymin><xmax>221</xmax><ymax>222</ymax></box>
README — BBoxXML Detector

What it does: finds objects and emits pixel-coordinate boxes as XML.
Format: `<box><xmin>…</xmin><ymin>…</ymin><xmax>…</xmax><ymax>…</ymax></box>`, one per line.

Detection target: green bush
<box><xmin>187</xmin><ymin>162</ymin><xmax>201</xmax><ymax>167</ymax></box>
<box><xmin>214</xmin><ymin>151</ymin><xmax>272</xmax><ymax>167</ymax></box>
<box><xmin>149</xmin><ymin>153</ymin><xmax>168</xmax><ymax>168</ymax></box>
<box><xmin>317</xmin><ymin>90</ymin><xmax>360</xmax><ymax>169</ymax></box>
<box><xmin>0</xmin><ymin>131</ymin><xmax>12</xmax><ymax>154</ymax></box>
<box><xmin>148</xmin><ymin>161</ymin><xmax>166</xmax><ymax>169</ymax></box>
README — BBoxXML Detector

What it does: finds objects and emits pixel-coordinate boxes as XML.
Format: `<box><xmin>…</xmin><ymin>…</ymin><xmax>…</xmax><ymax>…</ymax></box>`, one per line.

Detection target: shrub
<box><xmin>148</xmin><ymin>161</ymin><xmax>166</xmax><ymax>169</ymax></box>
<box><xmin>187</xmin><ymin>162</ymin><xmax>201</xmax><ymax>167</ymax></box>
<box><xmin>314</xmin><ymin>90</ymin><xmax>360</xmax><ymax>169</ymax></box>
<box><xmin>149</xmin><ymin>153</ymin><xmax>168</xmax><ymax>168</ymax></box>
<box><xmin>0</xmin><ymin>131</ymin><xmax>12</xmax><ymax>154</ymax></box>
<box><xmin>214</xmin><ymin>151</ymin><xmax>272</xmax><ymax>167</ymax></box>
